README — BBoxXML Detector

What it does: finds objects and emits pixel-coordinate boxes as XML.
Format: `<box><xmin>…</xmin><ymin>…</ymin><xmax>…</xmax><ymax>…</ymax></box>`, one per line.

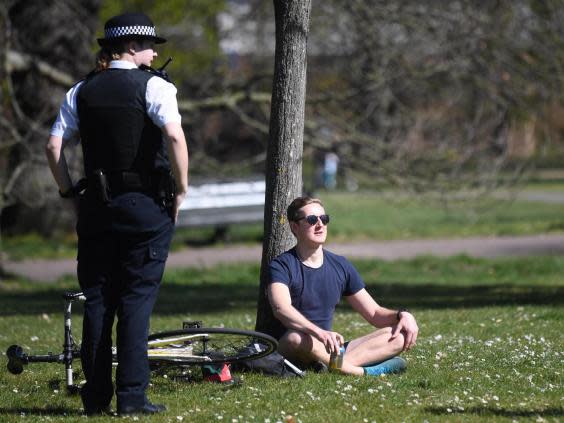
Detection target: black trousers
<box><xmin>76</xmin><ymin>191</ymin><xmax>174</xmax><ymax>411</ymax></box>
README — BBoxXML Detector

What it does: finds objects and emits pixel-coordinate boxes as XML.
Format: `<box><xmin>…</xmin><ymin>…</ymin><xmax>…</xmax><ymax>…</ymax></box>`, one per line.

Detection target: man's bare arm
<box><xmin>345</xmin><ymin>289</ymin><xmax>397</xmax><ymax>327</ymax></box>
<box><xmin>346</xmin><ymin>288</ymin><xmax>419</xmax><ymax>351</ymax></box>
<box><xmin>268</xmin><ymin>282</ymin><xmax>343</xmax><ymax>353</ymax></box>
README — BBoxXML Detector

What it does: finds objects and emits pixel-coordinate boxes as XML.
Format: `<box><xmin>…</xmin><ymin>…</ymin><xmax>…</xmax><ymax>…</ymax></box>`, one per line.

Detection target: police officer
<box><xmin>45</xmin><ymin>12</ymin><xmax>189</xmax><ymax>416</ymax></box>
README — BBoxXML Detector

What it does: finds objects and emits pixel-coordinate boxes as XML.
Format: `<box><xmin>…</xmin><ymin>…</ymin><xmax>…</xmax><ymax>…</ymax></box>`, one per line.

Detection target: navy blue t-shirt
<box><xmin>269</xmin><ymin>248</ymin><xmax>365</xmax><ymax>331</ymax></box>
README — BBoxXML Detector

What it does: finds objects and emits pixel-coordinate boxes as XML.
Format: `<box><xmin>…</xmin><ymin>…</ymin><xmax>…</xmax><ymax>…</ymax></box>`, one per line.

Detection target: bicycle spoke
<box><xmin>147</xmin><ymin>328</ymin><xmax>277</xmax><ymax>365</ymax></box>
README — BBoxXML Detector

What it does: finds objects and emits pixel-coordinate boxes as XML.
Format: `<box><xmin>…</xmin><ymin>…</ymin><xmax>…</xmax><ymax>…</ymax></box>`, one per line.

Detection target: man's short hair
<box><xmin>287</xmin><ymin>196</ymin><xmax>324</xmax><ymax>222</ymax></box>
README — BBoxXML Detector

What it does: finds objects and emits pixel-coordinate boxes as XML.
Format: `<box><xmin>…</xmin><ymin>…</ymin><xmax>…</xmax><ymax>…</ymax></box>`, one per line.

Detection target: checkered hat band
<box><xmin>105</xmin><ymin>25</ymin><xmax>156</xmax><ymax>39</ymax></box>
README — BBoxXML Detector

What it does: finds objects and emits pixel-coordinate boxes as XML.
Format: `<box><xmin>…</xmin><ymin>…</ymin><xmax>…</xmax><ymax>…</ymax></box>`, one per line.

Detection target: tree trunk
<box><xmin>255</xmin><ymin>0</ymin><xmax>311</xmax><ymax>336</ymax></box>
<box><xmin>0</xmin><ymin>2</ymin><xmax>12</xmax><ymax>276</ymax></box>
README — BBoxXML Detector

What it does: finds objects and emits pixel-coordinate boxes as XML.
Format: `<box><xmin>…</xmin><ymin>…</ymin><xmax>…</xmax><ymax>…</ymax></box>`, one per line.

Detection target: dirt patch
<box><xmin>3</xmin><ymin>234</ymin><xmax>564</xmax><ymax>282</ymax></box>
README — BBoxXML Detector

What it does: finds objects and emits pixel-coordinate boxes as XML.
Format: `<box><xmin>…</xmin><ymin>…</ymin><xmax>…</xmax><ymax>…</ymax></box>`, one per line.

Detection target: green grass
<box><xmin>2</xmin><ymin>232</ymin><xmax>78</xmax><ymax>261</ymax></box>
<box><xmin>1</xmin><ymin>255</ymin><xmax>562</xmax><ymax>422</ymax></box>
<box><xmin>322</xmin><ymin>191</ymin><xmax>564</xmax><ymax>241</ymax></box>
<box><xmin>3</xmin><ymin>189</ymin><xmax>564</xmax><ymax>260</ymax></box>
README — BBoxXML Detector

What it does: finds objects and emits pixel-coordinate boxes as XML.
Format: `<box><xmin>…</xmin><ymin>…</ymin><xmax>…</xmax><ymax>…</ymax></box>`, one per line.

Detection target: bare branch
<box><xmin>178</xmin><ymin>91</ymin><xmax>271</xmax><ymax>111</ymax></box>
<box><xmin>178</xmin><ymin>91</ymin><xmax>272</xmax><ymax>134</ymax></box>
<box><xmin>6</xmin><ymin>49</ymin><xmax>75</xmax><ymax>87</ymax></box>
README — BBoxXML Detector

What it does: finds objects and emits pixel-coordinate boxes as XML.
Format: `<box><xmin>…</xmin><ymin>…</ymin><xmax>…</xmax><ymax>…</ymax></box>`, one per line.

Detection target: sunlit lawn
<box><xmin>4</xmin><ymin>189</ymin><xmax>564</xmax><ymax>260</ymax></box>
<box><xmin>1</xmin><ymin>256</ymin><xmax>562</xmax><ymax>422</ymax></box>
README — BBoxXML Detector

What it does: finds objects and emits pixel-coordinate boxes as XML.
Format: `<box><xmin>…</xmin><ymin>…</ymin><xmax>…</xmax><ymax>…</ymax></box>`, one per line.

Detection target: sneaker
<box><xmin>363</xmin><ymin>356</ymin><xmax>407</xmax><ymax>376</ymax></box>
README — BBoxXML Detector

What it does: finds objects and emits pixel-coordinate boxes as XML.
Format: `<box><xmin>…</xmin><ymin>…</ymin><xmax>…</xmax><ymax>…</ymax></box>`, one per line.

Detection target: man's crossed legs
<box><xmin>278</xmin><ymin>327</ymin><xmax>406</xmax><ymax>376</ymax></box>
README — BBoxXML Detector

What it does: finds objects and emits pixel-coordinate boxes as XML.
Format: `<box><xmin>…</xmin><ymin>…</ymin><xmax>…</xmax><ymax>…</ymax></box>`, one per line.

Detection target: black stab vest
<box><xmin>77</xmin><ymin>68</ymin><xmax>170</xmax><ymax>176</ymax></box>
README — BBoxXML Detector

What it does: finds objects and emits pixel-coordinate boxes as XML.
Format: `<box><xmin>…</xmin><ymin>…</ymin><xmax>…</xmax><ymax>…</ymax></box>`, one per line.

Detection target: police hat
<box><xmin>97</xmin><ymin>12</ymin><xmax>167</xmax><ymax>47</ymax></box>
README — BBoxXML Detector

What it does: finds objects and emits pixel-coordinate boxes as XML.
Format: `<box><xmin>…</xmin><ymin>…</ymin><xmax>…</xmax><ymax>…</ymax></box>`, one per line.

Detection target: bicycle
<box><xmin>6</xmin><ymin>291</ymin><xmax>279</xmax><ymax>393</ymax></box>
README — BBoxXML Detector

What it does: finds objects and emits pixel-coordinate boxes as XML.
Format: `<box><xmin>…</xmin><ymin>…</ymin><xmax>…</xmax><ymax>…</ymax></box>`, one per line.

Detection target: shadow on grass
<box><xmin>0</xmin><ymin>280</ymin><xmax>562</xmax><ymax>316</ymax></box>
<box><xmin>364</xmin><ymin>282</ymin><xmax>564</xmax><ymax>309</ymax></box>
<box><xmin>0</xmin><ymin>407</ymin><xmax>81</xmax><ymax>417</ymax></box>
<box><xmin>425</xmin><ymin>405</ymin><xmax>563</xmax><ymax>418</ymax></box>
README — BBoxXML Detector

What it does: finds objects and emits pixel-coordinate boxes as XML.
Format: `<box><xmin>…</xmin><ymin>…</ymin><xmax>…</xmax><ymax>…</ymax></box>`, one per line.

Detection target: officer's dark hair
<box><xmin>105</xmin><ymin>37</ymin><xmax>151</xmax><ymax>59</ymax></box>
<box><xmin>287</xmin><ymin>196</ymin><xmax>323</xmax><ymax>222</ymax></box>
<box><xmin>95</xmin><ymin>48</ymin><xmax>112</xmax><ymax>71</ymax></box>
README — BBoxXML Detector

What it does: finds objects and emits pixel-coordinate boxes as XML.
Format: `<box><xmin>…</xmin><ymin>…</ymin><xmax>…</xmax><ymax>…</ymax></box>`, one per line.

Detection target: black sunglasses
<box><xmin>296</xmin><ymin>214</ymin><xmax>330</xmax><ymax>226</ymax></box>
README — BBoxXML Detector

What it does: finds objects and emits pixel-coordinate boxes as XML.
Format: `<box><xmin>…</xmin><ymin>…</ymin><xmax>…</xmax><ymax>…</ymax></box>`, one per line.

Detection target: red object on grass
<box><xmin>202</xmin><ymin>363</ymin><xmax>232</xmax><ymax>383</ymax></box>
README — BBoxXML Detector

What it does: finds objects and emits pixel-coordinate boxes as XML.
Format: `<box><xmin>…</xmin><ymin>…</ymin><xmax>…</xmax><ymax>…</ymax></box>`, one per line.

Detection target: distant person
<box><xmin>323</xmin><ymin>152</ymin><xmax>339</xmax><ymax>190</ymax></box>
<box><xmin>268</xmin><ymin>196</ymin><xmax>418</xmax><ymax>376</ymax></box>
<box><xmin>45</xmin><ymin>12</ymin><xmax>188</xmax><ymax>416</ymax></box>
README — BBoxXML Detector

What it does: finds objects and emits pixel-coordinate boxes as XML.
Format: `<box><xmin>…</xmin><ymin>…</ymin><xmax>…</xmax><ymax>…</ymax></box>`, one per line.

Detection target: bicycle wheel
<box><xmin>147</xmin><ymin>327</ymin><xmax>278</xmax><ymax>366</ymax></box>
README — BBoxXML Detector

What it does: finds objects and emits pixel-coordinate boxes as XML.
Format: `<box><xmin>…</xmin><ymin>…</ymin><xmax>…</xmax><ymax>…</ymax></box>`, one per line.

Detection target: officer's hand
<box><xmin>173</xmin><ymin>191</ymin><xmax>186</xmax><ymax>223</ymax></box>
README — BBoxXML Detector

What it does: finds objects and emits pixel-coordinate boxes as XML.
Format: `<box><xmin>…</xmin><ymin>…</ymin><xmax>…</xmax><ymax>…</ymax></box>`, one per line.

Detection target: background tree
<box><xmin>1</xmin><ymin>0</ymin><xmax>563</xmax><ymax>264</ymax></box>
<box><xmin>304</xmin><ymin>0</ymin><xmax>564</xmax><ymax>200</ymax></box>
<box><xmin>0</xmin><ymin>0</ymin><xmax>100</xmax><ymax>272</ymax></box>
<box><xmin>254</xmin><ymin>0</ymin><xmax>311</xmax><ymax>336</ymax></box>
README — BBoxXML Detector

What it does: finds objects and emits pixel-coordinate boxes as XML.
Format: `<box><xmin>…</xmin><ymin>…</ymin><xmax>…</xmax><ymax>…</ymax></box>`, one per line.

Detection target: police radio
<box><xmin>140</xmin><ymin>57</ymin><xmax>173</xmax><ymax>83</ymax></box>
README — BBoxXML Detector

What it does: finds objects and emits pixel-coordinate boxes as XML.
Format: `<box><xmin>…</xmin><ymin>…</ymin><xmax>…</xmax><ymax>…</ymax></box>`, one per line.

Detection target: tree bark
<box><xmin>255</xmin><ymin>0</ymin><xmax>311</xmax><ymax>336</ymax></box>
<box><xmin>0</xmin><ymin>2</ymin><xmax>9</xmax><ymax>276</ymax></box>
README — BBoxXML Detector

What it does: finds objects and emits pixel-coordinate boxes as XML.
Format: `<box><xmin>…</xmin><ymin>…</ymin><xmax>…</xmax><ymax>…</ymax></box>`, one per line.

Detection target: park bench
<box><xmin>177</xmin><ymin>179</ymin><xmax>265</xmax><ymax>239</ymax></box>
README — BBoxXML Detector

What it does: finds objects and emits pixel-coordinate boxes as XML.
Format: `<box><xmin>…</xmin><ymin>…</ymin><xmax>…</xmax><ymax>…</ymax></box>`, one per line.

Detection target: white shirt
<box><xmin>50</xmin><ymin>60</ymin><xmax>182</xmax><ymax>146</ymax></box>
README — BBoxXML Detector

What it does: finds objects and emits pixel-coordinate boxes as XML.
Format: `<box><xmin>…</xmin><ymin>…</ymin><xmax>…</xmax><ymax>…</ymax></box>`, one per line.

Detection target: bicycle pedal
<box><xmin>67</xmin><ymin>384</ymin><xmax>82</xmax><ymax>395</ymax></box>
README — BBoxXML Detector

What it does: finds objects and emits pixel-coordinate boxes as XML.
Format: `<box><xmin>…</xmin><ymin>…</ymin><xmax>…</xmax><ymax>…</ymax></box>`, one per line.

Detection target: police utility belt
<box><xmin>61</xmin><ymin>170</ymin><xmax>175</xmax><ymax>206</ymax></box>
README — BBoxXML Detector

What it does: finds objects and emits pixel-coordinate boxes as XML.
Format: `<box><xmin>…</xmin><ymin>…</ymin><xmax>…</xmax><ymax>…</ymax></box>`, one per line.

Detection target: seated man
<box><xmin>268</xmin><ymin>196</ymin><xmax>419</xmax><ymax>376</ymax></box>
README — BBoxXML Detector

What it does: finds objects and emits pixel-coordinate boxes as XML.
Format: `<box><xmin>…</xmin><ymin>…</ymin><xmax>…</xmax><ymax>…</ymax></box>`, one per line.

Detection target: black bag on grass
<box><xmin>232</xmin><ymin>350</ymin><xmax>300</xmax><ymax>378</ymax></box>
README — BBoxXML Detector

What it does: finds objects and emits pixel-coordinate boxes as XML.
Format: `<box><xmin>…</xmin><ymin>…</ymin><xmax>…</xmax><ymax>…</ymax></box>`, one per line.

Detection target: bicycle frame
<box><xmin>7</xmin><ymin>292</ymin><xmax>209</xmax><ymax>392</ymax></box>
<box><xmin>6</xmin><ymin>292</ymin><xmax>84</xmax><ymax>393</ymax></box>
<box><xmin>6</xmin><ymin>291</ymin><xmax>297</xmax><ymax>392</ymax></box>
<box><xmin>62</xmin><ymin>292</ymin><xmax>84</xmax><ymax>391</ymax></box>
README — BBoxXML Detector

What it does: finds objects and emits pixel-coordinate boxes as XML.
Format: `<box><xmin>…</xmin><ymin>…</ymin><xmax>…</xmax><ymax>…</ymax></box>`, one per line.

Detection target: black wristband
<box><xmin>396</xmin><ymin>308</ymin><xmax>408</xmax><ymax>321</ymax></box>
<box><xmin>59</xmin><ymin>187</ymin><xmax>75</xmax><ymax>198</ymax></box>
